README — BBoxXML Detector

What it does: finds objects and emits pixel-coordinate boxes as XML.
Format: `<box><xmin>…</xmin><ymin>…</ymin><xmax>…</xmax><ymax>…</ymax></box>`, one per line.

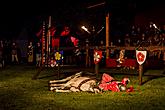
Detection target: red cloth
<box><xmin>100</xmin><ymin>73</ymin><xmax>114</xmax><ymax>83</ymax></box>
<box><xmin>126</xmin><ymin>86</ymin><xmax>134</xmax><ymax>92</ymax></box>
<box><xmin>36</xmin><ymin>28</ymin><xmax>42</xmax><ymax>37</ymax></box>
<box><xmin>99</xmin><ymin>81</ymin><xmax>120</xmax><ymax>92</ymax></box>
<box><xmin>99</xmin><ymin>73</ymin><xmax>120</xmax><ymax>92</ymax></box>
<box><xmin>122</xmin><ymin>59</ymin><xmax>138</xmax><ymax>67</ymax></box>
<box><xmin>70</xmin><ymin>36</ymin><xmax>78</xmax><ymax>46</ymax></box>
<box><xmin>99</xmin><ymin>83</ymin><xmax>110</xmax><ymax>91</ymax></box>
<box><xmin>107</xmin><ymin>82</ymin><xmax>120</xmax><ymax>92</ymax></box>
<box><xmin>52</xmin><ymin>38</ymin><xmax>60</xmax><ymax>48</ymax></box>
<box><xmin>121</xmin><ymin>77</ymin><xmax>130</xmax><ymax>86</ymax></box>
<box><xmin>60</xmin><ymin>26</ymin><xmax>70</xmax><ymax>36</ymax></box>
<box><xmin>99</xmin><ymin>73</ymin><xmax>114</xmax><ymax>91</ymax></box>
<box><xmin>106</xmin><ymin>58</ymin><xmax>138</xmax><ymax>68</ymax></box>
<box><xmin>49</xmin><ymin>26</ymin><xmax>56</xmax><ymax>37</ymax></box>
<box><xmin>106</xmin><ymin>59</ymin><xmax>117</xmax><ymax>67</ymax></box>
<box><xmin>99</xmin><ymin>73</ymin><xmax>130</xmax><ymax>92</ymax></box>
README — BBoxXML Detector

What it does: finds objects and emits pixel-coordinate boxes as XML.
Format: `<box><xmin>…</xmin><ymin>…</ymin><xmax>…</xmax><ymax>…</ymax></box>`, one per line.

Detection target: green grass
<box><xmin>0</xmin><ymin>65</ymin><xmax>165</xmax><ymax>110</ymax></box>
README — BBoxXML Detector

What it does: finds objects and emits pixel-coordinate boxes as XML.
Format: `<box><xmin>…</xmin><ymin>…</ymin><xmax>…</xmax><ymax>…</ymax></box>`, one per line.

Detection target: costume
<box><xmin>98</xmin><ymin>73</ymin><xmax>133</xmax><ymax>92</ymax></box>
<box><xmin>11</xmin><ymin>42</ymin><xmax>19</xmax><ymax>64</ymax></box>
<box><xmin>27</xmin><ymin>42</ymin><xmax>33</xmax><ymax>63</ymax></box>
<box><xmin>35</xmin><ymin>42</ymin><xmax>42</xmax><ymax>67</ymax></box>
<box><xmin>0</xmin><ymin>45</ymin><xmax>4</xmax><ymax>67</ymax></box>
<box><xmin>60</xmin><ymin>26</ymin><xmax>74</xmax><ymax>64</ymax></box>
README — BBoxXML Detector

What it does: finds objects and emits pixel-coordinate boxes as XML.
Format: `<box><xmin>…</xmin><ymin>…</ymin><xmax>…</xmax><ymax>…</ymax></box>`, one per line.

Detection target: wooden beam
<box><xmin>58</xmin><ymin>46</ymin><xmax>165</xmax><ymax>51</ymax></box>
<box><xmin>87</xmin><ymin>2</ymin><xmax>105</xmax><ymax>9</ymax></box>
<box><xmin>106</xmin><ymin>13</ymin><xmax>110</xmax><ymax>59</ymax></box>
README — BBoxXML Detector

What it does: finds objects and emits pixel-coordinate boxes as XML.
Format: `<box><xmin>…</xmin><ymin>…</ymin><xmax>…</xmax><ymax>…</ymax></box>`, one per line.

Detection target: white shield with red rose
<box><xmin>94</xmin><ymin>50</ymin><xmax>102</xmax><ymax>64</ymax></box>
<box><xmin>136</xmin><ymin>50</ymin><xmax>147</xmax><ymax>65</ymax></box>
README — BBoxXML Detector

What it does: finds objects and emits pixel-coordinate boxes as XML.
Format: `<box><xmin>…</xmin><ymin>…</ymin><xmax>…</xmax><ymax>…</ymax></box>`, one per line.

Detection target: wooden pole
<box><xmin>46</xmin><ymin>16</ymin><xmax>51</xmax><ymax>67</ymax></box>
<box><xmin>42</xmin><ymin>21</ymin><xmax>46</xmax><ymax>66</ymax></box>
<box><xmin>95</xmin><ymin>63</ymin><xmax>99</xmax><ymax>76</ymax></box>
<box><xmin>32</xmin><ymin>21</ymin><xmax>46</xmax><ymax>80</ymax></box>
<box><xmin>87</xmin><ymin>2</ymin><xmax>105</xmax><ymax>9</ymax></box>
<box><xmin>85</xmin><ymin>39</ymin><xmax>89</xmax><ymax>67</ymax></box>
<box><xmin>32</xmin><ymin>66</ymin><xmax>43</xmax><ymax>80</ymax></box>
<box><xmin>106</xmin><ymin>13</ymin><xmax>110</xmax><ymax>59</ymax></box>
<box><xmin>57</xmin><ymin>63</ymin><xmax>60</xmax><ymax>79</ymax></box>
<box><xmin>95</xmin><ymin>46</ymin><xmax>99</xmax><ymax>76</ymax></box>
<box><xmin>139</xmin><ymin>64</ymin><xmax>143</xmax><ymax>85</ymax></box>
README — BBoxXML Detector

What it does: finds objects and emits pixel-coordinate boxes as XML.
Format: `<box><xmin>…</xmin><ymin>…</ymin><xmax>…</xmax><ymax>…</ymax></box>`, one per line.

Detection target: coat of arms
<box><xmin>94</xmin><ymin>50</ymin><xmax>102</xmax><ymax>64</ymax></box>
<box><xmin>136</xmin><ymin>50</ymin><xmax>147</xmax><ymax>65</ymax></box>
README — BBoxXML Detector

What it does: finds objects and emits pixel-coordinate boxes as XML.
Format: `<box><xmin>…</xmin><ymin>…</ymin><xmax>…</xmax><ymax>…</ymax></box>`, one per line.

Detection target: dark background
<box><xmin>0</xmin><ymin>0</ymin><xmax>164</xmax><ymax>39</ymax></box>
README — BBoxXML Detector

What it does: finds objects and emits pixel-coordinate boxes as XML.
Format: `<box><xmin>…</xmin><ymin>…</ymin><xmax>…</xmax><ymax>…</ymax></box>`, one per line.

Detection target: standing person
<box><xmin>0</xmin><ymin>40</ymin><xmax>4</xmax><ymax>68</ymax></box>
<box><xmin>35</xmin><ymin>42</ymin><xmax>42</xmax><ymax>67</ymax></box>
<box><xmin>3</xmin><ymin>40</ymin><xmax>11</xmax><ymax>65</ymax></box>
<box><xmin>27</xmin><ymin>41</ymin><xmax>34</xmax><ymax>64</ymax></box>
<box><xmin>11</xmin><ymin>42</ymin><xmax>19</xmax><ymax>64</ymax></box>
<box><xmin>60</xmin><ymin>26</ymin><xmax>74</xmax><ymax>65</ymax></box>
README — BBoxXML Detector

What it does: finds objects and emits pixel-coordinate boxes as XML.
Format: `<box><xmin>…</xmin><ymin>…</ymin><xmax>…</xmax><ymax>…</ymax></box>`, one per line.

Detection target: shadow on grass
<box><xmin>141</xmin><ymin>68</ymin><xmax>165</xmax><ymax>85</ymax></box>
<box><xmin>141</xmin><ymin>76</ymin><xmax>163</xmax><ymax>85</ymax></box>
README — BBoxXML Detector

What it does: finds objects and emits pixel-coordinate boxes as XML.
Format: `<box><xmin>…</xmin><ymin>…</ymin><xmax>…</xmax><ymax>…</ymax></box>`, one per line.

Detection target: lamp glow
<box><xmin>81</xmin><ymin>26</ymin><xmax>91</xmax><ymax>34</ymax></box>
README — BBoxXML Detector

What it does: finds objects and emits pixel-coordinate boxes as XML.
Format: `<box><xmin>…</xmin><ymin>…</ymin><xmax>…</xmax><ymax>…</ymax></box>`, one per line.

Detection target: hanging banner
<box><xmin>136</xmin><ymin>50</ymin><xmax>147</xmax><ymax>65</ymax></box>
<box><xmin>94</xmin><ymin>50</ymin><xmax>102</xmax><ymax>64</ymax></box>
<box><xmin>50</xmin><ymin>59</ymin><xmax>56</xmax><ymax>67</ymax></box>
<box><xmin>54</xmin><ymin>50</ymin><xmax>64</xmax><ymax>64</ymax></box>
<box><xmin>42</xmin><ymin>22</ymin><xmax>46</xmax><ymax>65</ymax></box>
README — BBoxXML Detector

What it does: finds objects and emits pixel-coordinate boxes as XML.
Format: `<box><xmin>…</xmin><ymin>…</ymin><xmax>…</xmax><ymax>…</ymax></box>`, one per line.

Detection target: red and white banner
<box><xmin>94</xmin><ymin>50</ymin><xmax>102</xmax><ymax>64</ymax></box>
<box><xmin>50</xmin><ymin>60</ymin><xmax>56</xmax><ymax>67</ymax></box>
<box><xmin>136</xmin><ymin>50</ymin><xmax>147</xmax><ymax>65</ymax></box>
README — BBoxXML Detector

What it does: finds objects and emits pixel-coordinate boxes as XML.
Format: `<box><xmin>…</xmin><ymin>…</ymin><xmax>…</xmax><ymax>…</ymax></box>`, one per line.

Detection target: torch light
<box><xmin>81</xmin><ymin>26</ymin><xmax>91</xmax><ymax>34</ymax></box>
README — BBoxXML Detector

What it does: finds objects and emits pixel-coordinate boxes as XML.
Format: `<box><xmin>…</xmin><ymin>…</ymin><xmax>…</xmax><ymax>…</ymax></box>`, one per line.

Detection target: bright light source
<box><xmin>153</xmin><ymin>24</ymin><xmax>157</xmax><ymax>29</ymax></box>
<box><xmin>81</xmin><ymin>26</ymin><xmax>91</xmax><ymax>34</ymax></box>
<box><xmin>81</xmin><ymin>26</ymin><xmax>88</xmax><ymax>31</ymax></box>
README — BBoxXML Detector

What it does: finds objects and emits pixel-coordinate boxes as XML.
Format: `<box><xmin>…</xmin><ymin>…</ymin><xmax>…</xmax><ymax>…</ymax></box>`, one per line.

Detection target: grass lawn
<box><xmin>0</xmin><ymin>65</ymin><xmax>165</xmax><ymax>110</ymax></box>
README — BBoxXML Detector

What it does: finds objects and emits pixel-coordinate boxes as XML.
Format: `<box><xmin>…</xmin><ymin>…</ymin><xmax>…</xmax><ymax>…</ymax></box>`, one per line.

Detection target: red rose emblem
<box><xmin>137</xmin><ymin>52</ymin><xmax>145</xmax><ymax>62</ymax></box>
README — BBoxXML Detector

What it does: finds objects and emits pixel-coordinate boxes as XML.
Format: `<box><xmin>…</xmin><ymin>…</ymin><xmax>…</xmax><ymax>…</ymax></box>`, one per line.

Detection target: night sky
<box><xmin>0</xmin><ymin>0</ymin><xmax>164</xmax><ymax>39</ymax></box>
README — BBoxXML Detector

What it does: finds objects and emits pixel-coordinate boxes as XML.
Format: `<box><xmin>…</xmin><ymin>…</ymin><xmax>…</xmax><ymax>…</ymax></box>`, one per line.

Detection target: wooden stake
<box><xmin>95</xmin><ymin>46</ymin><xmax>99</xmax><ymax>76</ymax></box>
<box><xmin>32</xmin><ymin>66</ymin><xmax>43</xmax><ymax>80</ymax></box>
<box><xmin>95</xmin><ymin>63</ymin><xmax>99</xmax><ymax>76</ymax></box>
<box><xmin>85</xmin><ymin>39</ymin><xmax>89</xmax><ymax>67</ymax></box>
<box><xmin>139</xmin><ymin>64</ymin><xmax>143</xmax><ymax>85</ymax></box>
<box><xmin>106</xmin><ymin>13</ymin><xmax>110</xmax><ymax>59</ymax></box>
<box><xmin>57</xmin><ymin>63</ymin><xmax>60</xmax><ymax>79</ymax></box>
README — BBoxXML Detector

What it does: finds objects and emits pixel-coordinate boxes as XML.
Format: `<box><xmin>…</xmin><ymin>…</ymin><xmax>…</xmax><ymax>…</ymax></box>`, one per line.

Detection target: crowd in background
<box><xmin>113</xmin><ymin>23</ymin><xmax>165</xmax><ymax>47</ymax></box>
<box><xmin>0</xmin><ymin>23</ymin><xmax>165</xmax><ymax>68</ymax></box>
<box><xmin>110</xmin><ymin>23</ymin><xmax>165</xmax><ymax>63</ymax></box>
<box><xmin>0</xmin><ymin>40</ymin><xmax>42</xmax><ymax>67</ymax></box>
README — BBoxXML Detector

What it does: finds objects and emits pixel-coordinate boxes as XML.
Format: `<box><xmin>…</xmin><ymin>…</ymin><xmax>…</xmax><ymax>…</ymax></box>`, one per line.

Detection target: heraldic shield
<box><xmin>136</xmin><ymin>50</ymin><xmax>147</xmax><ymax>65</ymax></box>
<box><xmin>94</xmin><ymin>50</ymin><xmax>102</xmax><ymax>64</ymax></box>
